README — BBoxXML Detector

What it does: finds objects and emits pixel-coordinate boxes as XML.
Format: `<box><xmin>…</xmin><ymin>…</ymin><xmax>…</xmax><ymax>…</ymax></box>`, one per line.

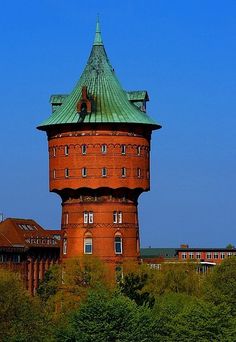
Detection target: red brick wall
<box><xmin>46</xmin><ymin>124</ymin><xmax>153</xmax><ymax>264</ymax></box>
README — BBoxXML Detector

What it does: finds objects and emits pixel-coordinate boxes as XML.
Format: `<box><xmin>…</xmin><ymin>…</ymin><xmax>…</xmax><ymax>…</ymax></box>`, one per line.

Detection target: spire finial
<box><xmin>93</xmin><ymin>16</ymin><xmax>103</xmax><ymax>46</ymax></box>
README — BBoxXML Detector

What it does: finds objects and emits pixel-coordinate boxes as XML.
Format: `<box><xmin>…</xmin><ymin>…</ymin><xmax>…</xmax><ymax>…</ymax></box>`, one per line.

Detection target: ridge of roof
<box><xmin>37</xmin><ymin>21</ymin><xmax>161</xmax><ymax>130</ymax></box>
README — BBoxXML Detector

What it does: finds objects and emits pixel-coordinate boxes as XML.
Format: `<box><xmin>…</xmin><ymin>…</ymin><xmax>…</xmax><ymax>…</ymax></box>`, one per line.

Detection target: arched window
<box><xmin>114</xmin><ymin>234</ymin><xmax>122</xmax><ymax>254</ymax></box>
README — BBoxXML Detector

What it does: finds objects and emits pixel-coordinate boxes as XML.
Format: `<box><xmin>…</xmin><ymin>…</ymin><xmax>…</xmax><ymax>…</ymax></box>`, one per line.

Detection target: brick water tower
<box><xmin>37</xmin><ymin>21</ymin><xmax>161</xmax><ymax>267</ymax></box>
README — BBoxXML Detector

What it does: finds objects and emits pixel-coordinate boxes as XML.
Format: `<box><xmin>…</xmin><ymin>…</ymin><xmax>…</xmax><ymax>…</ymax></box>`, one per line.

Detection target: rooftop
<box><xmin>38</xmin><ymin>20</ymin><xmax>161</xmax><ymax>130</ymax></box>
<box><xmin>0</xmin><ymin>218</ymin><xmax>61</xmax><ymax>249</ymax></box>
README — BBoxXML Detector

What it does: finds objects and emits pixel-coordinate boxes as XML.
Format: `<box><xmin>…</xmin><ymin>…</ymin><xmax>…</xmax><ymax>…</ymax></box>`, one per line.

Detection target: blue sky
<box><xmin>0</xmin><ymin>0</ymin><xmax>235</xmax><ymax>247</ymax></box>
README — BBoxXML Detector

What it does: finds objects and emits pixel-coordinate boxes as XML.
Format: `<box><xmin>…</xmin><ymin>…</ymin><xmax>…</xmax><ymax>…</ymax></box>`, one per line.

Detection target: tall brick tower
<box><xmin>37</xmin><ymin>21</ymin><xmax>161</xmax><ymax>267</ymax></box>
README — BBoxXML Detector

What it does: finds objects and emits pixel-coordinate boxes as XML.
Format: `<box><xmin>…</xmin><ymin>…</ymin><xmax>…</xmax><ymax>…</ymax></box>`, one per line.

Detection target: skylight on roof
<box><xmin>18</xmin><ymin>224</ymin><xmax>36</xmax><ymax>231</ymax></box>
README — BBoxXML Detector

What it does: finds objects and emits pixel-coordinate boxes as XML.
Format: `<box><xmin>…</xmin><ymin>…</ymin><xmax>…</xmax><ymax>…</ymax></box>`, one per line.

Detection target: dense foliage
<box><xmin>2</xmin><ymin>257</ymin><xmax>236</xmax><ymax>341</ymax></box>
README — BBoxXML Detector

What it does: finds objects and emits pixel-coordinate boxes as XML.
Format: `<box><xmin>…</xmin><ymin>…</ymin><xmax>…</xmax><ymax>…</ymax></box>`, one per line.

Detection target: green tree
<box><xmin>37</xmin><ymin>264</ymin><xmax>61</xmax><ymax>302</ymax></box>
<box><xmin>119</xmin><ymin>271</ymin><xmax>155</xmax><ymax>307</ymax></box>
<box><xmin>203</xmin><ymin>257</ymin><xmax>236</xmax><ymax>314</ymax></box>
<box><xmin>147</xmin><ymin>262</ymin><xmax>202</xmax><ymax>297</ymax></box>
<box><xmin>55</xmin><ymin>291</ymin><xmax>154</xmax><ymax>342</ymax></box>
<box><xmin>152</xmin><ymin>293</ymin><xmax>236</xmax><ymax>341</ymax></box>
<box><xmin>0</xmin><ymin>269</ymin><xmax>52</xmax><ymax>342</ymax></box>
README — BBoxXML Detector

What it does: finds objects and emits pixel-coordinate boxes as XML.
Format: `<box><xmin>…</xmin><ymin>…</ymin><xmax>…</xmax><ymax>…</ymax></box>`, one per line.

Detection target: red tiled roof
<box><xmin>0</xmin><ymin>218</ymin><xmax>60</xmax><ymax>248</ymax></box>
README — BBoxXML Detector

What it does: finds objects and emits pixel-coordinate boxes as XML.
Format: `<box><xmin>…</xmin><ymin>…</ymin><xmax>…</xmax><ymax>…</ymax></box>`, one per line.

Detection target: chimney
<box><xmin>180</xmin><ymin>244</ymin><xmax>189</xmax><ymax>249</ymax></box>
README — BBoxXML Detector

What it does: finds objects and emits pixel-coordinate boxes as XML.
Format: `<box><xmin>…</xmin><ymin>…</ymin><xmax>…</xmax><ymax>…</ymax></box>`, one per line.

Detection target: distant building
<box><xmin>176</xmin><ymin>244</ymin><xmax>236</xmax><ymax>264</ymax></box>
<box><xmin>141</xmin><ymin>245</ymin><xmax>236</xmax><ymax>270</ymax></box>
<box><xmin>0</xmin><ymin>218</ymin><xmax>60</xmax><ymax>295</ymax></box>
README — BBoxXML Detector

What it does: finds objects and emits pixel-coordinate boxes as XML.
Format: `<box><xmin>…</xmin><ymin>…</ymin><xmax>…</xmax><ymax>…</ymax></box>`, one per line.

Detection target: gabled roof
<box><xmin>127</xmin><ymin>91</ymin><xmax>149</xmax><ymax>102</ymax></box>
<box><xmin>0</xmin><ymin>218</ymin><xmax>60</xmax><ymax>249</ymax></box>
<box><xmin>37</xmin><ymin>20</ymin><xmax>161</xmax><ymax>131</ymax></box>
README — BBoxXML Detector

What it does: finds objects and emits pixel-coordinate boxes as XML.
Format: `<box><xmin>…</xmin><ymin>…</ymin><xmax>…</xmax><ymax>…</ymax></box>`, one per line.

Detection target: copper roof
<box><xmin>37</xmin><ymin>20</ymin><xmax>161</xmax><ymax>130</ymax></box>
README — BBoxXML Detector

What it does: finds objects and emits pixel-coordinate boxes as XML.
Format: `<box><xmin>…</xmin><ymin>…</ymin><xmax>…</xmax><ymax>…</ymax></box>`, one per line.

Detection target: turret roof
<box><xmin>37</xmin><ymin>20</ymin><xmax>161</xmax><ymax>130</ymax></box>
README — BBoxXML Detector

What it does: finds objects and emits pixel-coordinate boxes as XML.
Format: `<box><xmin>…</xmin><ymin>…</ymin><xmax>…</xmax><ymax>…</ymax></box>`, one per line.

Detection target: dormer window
<box><xmin>80</xmin><ymin>102</ymin><xmax>87</xmax><ymax>114</ymax></box>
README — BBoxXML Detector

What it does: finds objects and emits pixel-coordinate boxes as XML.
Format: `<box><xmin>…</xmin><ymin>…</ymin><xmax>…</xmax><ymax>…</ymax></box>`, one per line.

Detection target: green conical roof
<box><xmin>37</xmin><ymin>21</ymin><xmax>160</xmax><ymax>130</ymax></box>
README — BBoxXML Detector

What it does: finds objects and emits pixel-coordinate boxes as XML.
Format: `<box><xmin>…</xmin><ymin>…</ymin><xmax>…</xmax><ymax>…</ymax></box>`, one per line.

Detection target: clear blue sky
<box><xmin>0</xmin><ymin>0</ymin><xmax>235</xmax><ymax>248</ymax></box>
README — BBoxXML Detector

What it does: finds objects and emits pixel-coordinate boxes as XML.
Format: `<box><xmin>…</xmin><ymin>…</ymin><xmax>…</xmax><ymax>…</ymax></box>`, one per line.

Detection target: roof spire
<box><xmin>93</xmin><ymin>16</ymin><xmax>103</xmax><ymax>46</ymax></box>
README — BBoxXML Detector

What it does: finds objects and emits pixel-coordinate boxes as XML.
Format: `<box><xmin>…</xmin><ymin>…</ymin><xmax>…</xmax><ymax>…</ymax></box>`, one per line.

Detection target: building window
<box><xmin>82</xmin><ymin>144</ymin><xmax>87</xmax><ymax>155</ymax></box>
<box><xmin>64</xmin><ymin>212</ymin><xmax>69</xmax><ymax>225</ymax></box>
<box><xmin>182</xmin><ymin>252</ymin><xmax>187</xmax><ymax>260</ymax></box>
<box><xmin>228</xmin><ymin>252</ymin><xmax>233</xmax><ymax>257</ymax></box>
<box><xmin>220</xmin><ymin>252</ymin><xmax>225</xmax><ymax>259</ymax></box>
<box><xmin>115</xmin><ymin>236</ymin><xmax>122</xmax><ymax>254</ymax></box>
<box><xmin>89</xmin><ymin>212</ymin><xmax>94</xmax><ymax>224</ymax></box>
<box><xmin>113</xmin><ymin>211</ymin><xmax>122</xmax><ymax>224</ymax></box>
<box><xmin>196</xmin><ymin>252</ymin><xmax>201</xmax><ymax>259</ymax></box>
<box><xmin>84</xmin><ymin>211</ymin><xmax>93</xmax><ymax>224</ymax></box>
<box><xmin>63</xmin><ymin>238</ymin><xmax>67</xmax><ymax>255</ymax></box>
<box><xmin>189</xmin><ymin>252</ymin><xmax>194</xmax><ymax>259</ymax></box>
<box><xmin>0</xmin><ymin>255</ymin><xmax>7</xmax><ymax>263</ymax></box>
<box><xmin>102</xmin><ymin>167</ymin><xmax>107</xmax><ymax>177</ymax></box>
<box><xmin>137</xmin><ymin>168</ymin><xmax>141</xmax><ymax>178</ymax></box>
<box><xmin>53</xmin><ymin>147</ymin><xmax>56</xmax><ymax>157</ymax></box>
<box><xmin>65</xmin><ymin>168</ymin><xmax>69</xmax><ymax>178</ymax></box>
<box><xmin>121</xmin><ymin>167</ymin><xmax>126</xmax><ymax>177</ymax></box>
<box><xmin>84</xmin><ymin>211</ymin><xmax>88</xmax><ymax>224</ymax></box>
<box><xmin>137</xmin><ymin>146</ymin><xmax>141</xmax><ymax>156</ymax></box>
<box><xmin>101</xmin><ymin>144</ymin><xmax>107</xmax><ymax>154</ymax></box>
<box><xmin>12</xmin><ymin>254</ymin><xmax>20</xmax><ymax>263</ymax></box>
<box><xmin>206</xmin><ymin>252</ymin><xmax>212</xmax><ymax>259</ymax></box>
<box><xmin>82</xmin><ymin>167</ymin><xmax>87</xmax><ymax>177</ymax></box>
<box><xmin>121</xmin><ymin>145</ymin><xmax>126</xmax><ymax>155</ymax></box>
<box><xmin>214</xmin><ymin>252</ymin><xmax>219</xmax><ymax>259</ymax></box>
<box><xmin>84</xmin><ymin>238</ymin><xmax>92</xmax><ymax>254</ymax></box>
<box><xmin>53</xmin><ymin>169</ymin><xmax>56</xmax><ymax>179</ymax></box>
<box><xmin>65</xmin><ymin>145</ymin><xmax>69</xmax><ymax>156</ymax></box>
